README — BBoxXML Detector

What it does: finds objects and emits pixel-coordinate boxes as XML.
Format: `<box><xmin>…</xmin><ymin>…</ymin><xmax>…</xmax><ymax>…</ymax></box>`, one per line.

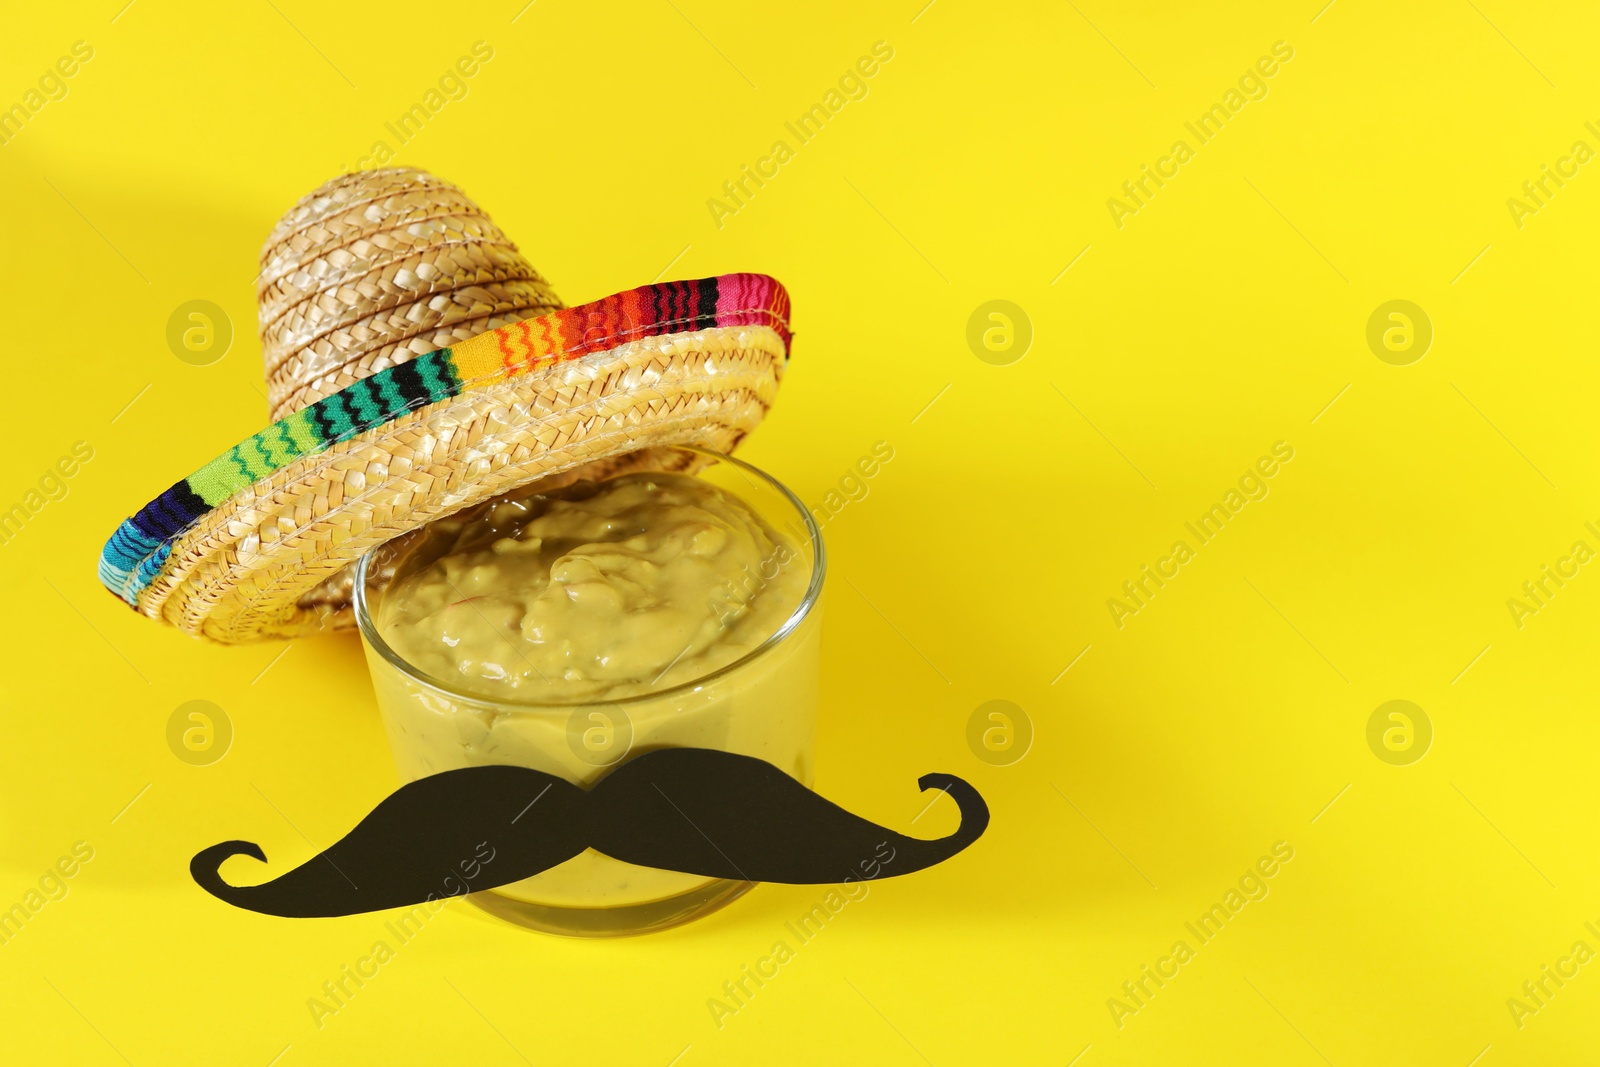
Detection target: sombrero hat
<box><xmin>98</xmin><ymin>168</ymin><xmax>792</xmax><ymax>643</ymax></box>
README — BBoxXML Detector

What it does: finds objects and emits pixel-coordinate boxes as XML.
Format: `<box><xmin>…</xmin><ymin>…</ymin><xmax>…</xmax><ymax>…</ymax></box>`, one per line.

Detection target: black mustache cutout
<box><xmin>192</xmin><ymin>748</ymin><xmax>989</xmax><ymax>918</ymax></box>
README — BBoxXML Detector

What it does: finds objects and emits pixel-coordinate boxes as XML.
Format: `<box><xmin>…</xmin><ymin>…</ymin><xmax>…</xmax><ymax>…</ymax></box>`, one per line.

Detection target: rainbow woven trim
<box><xmin>99</xmin><ymin>274</ymin><xmax>792</xmax><ymax>608</ymax></box>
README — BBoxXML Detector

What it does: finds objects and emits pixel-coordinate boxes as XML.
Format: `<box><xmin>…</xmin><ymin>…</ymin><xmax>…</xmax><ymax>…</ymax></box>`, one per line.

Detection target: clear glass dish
<box><xmin>352</xmin><ymin>446</ymin><xmax>825</xmax><ymax>936</ymax></box>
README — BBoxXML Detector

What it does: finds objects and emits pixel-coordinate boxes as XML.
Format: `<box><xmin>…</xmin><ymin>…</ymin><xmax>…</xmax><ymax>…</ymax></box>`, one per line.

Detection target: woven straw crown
<box><xmin>99</xmin><ymin>168</ymin><xmax>792</xmax><ymax>643</ymax></box>
<box><xmin>259</xmin><ymin>168</ymin><xmax>566</xmax><ymax>419</ymax></box>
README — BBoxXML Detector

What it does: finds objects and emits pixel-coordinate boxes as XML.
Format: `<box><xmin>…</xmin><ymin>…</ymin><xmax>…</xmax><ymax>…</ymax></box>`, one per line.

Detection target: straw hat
<box><xmin>99</xmin><ymin>168</ymin><xmax>792</xmax><ymax>643</ymax></box>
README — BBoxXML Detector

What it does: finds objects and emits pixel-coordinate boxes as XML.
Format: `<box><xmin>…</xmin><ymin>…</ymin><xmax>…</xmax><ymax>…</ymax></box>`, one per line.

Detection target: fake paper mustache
<box><xmin>192</xmin><ymin>748</ymin><xmax>989</xmax><ymax>917</ymax></box>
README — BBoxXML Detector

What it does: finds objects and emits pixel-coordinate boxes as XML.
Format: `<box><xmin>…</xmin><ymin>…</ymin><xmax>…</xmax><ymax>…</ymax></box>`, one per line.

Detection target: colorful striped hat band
<box><xmin>100</xmin><ymin>273</ymin><xmax>792</xmax><ymax>643</ymax></box>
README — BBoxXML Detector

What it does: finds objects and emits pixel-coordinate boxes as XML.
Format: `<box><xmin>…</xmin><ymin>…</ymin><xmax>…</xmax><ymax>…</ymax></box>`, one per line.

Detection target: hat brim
<box><xmin>100</xmin><ymin>274</ymin><xmax>792</xmax><ymax>643</ymax></box>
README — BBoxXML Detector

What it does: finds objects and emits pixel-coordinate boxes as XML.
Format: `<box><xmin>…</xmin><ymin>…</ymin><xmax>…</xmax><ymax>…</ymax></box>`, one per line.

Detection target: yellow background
<box><xmin>3</xmin><ymin>0</ymin><xmax>1598</xmax><ymax>1062</ymax></box>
